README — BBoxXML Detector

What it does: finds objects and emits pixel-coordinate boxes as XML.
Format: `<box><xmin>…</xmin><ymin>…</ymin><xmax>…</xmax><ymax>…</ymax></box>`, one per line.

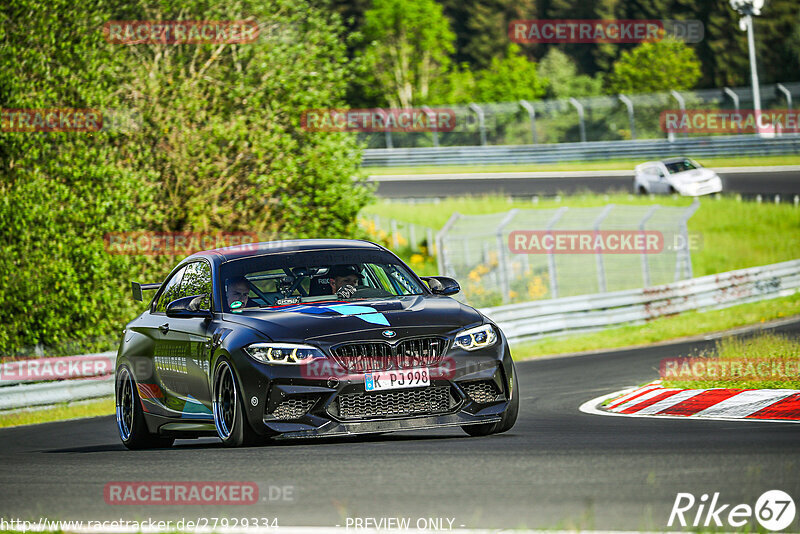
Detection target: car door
<box><xmin>171</xmin><ymin>260</ymin><xmax>217</xmax><ymax>416</ymax></box>
<box><xmin>155</xmin><ymin>260</ymin><xmax>216</xmax><ymax>420</ymax></box>
<box><xmin>650</xmin><ymin>165</ymin><xmax>671</xmax><ymax>193</ymax></box>
<box><xmin>150</xmin><ymin>265</ymin><xmax>192</xmax><ymax>416</ymax></box>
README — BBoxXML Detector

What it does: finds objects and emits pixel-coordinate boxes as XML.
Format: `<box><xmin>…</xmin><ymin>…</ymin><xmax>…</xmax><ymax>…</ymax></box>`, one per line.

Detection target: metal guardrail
<box><xmin>362</xmin><ymin>134</ymin><xmax>800</xmax><ymax>167</ymax></box>
<box><xmin>1</xmin><ymin>260</ymin><xmax>798</xmax><ymax>410</ymax></box>
<box><xmin>481</xmin><ymin>259</ymin><xmax>800</xmax><ymax>343</ymax></box>
<box><xmin>0</xmin><ymin>352</ymin><xmax>115</xmax><ymax>386</ymax></box>
<box><xmin>0</xmin><ymin>377</ymin><xmax>114</xmax><ymax>411</ymax></box>
<box><xmin>0</xmin><ymin>352</ymin><xmax>115</xmax><ymax>411</ymax></box>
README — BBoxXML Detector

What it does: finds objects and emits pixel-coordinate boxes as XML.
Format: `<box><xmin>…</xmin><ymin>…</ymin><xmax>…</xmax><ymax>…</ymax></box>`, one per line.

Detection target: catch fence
<box><xmin>436</xmin><ymin>202</ymin><xmax>698</xmax><ymax>307</ymax></box>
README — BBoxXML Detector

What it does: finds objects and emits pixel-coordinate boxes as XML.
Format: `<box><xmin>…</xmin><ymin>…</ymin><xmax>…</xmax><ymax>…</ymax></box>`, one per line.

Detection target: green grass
<box><xmin>512</xmin><ymin>292</ymin><xmax>800</xmax><ymax>359</ymax></box>
<box><xmin>661</xmin><ymin>332</ymin><xmax>800</xmax><ymax>389</ymax></box>
<box><xmin>362</xmin><ymin>194</ymin><xmax>800</xmax><ymax>279</ymax></box>
<box><xmin>0</xmin><ymin>397</ymin><xmax>114</xmax><ymax>428</ymax></box>
<box><xmin>363</xmin><ymin>154</ymin><xmax>800</xmax><ymax>175</ymax></box>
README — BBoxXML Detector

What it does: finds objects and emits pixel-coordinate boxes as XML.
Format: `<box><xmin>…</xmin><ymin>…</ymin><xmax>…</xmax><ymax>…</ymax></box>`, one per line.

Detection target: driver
<box><xmin>328</xmin><ymin>265</ymin><xmax>362</xmax><ymax>299</ymax></box>
<box><xmin>226</xmin><ymin>276</ymin><xmax>250</xmax><ymax>309</ymax></box>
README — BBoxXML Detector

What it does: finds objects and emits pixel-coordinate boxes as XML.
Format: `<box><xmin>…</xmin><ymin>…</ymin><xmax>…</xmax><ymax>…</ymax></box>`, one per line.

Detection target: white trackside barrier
<box><xmin>481</xmin><ymin>259</ymin><xmax>800</xmax><ymax>343</ymax></box>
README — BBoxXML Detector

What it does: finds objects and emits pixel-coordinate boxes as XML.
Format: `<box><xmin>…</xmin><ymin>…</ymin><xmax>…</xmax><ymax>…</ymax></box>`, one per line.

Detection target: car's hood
<box><xmin>221</xmin><ymin>295</ymin><xmax>484</xmax><ymax>342</ymax></box>
<box><xmin>669</xmin><ymin>168</ymin><xmax>717</xmax><ymax>184</ymax></box>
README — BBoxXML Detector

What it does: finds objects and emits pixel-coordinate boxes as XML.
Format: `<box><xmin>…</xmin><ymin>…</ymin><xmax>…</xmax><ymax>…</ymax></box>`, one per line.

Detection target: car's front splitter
<box><xmin>265</xmin><ymin>406</ymin><xmax>505</xmax><ymax>440</ymax></box>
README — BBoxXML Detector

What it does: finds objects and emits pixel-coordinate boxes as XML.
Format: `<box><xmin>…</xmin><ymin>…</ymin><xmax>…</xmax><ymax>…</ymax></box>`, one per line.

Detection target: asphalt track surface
<box><xmin>372</xmin><ymin>167</ymin><xmax>800</xmax><ymax>198</ymax></box>
<box><xmin>1</xmin><ymin>320</ymin><xmax>799</xmax><ymax>531</ymax></box>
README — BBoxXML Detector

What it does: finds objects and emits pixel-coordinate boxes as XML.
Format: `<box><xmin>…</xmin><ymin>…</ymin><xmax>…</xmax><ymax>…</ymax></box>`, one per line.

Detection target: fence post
<box><xmin>723</xmin><ymin>87</ymin><xmax>740</xmax><ymax>112</ymax></box>
<box><xmin>569</xmin><ymin>98</ymin><xmax>586</xmax><ymax>142</ymax></box>
<box><xmin>676</xmin><ymin>199</ymin><xmax>700</xmax><ymax>281</ymax></box>
<box><xmin>723</xmin><ymin>88</ymin><xmax>740</xmax><ymax>133</ymax></box>
<box><xmin>377</xmin><ymin>108</ymin><xmax>393</xmax><ymax>149</ymax></box>
<box><xmin>618</xmin><ymin>94</ymin><xmax>636</xmax><ymax>140</ymax></box>
<box><xmin>593</xmin><ymin>205</ymin><xmax>615</xmax><ymax>293</ymax></box>
<box><xmin>422</xmin><ymin>105</ymin><xmax>439</xmax><ymax>147</ymax></box>
<box><xmin>496</xmin><ymin>209</ymin><xmax>519</xmax><ymax>304</ymax></box>
<box><xmin>638</xmin><ymin>205</ymin><xmax>660</xmax><ymax>287</ymax></box>
<box><xmin>670</xmin><ymin>90</ymin><xmax>687</xmax><ymax>139</ymax></box>
<box><xmin>390</xmin><ymin>219</ymin><xmax>400</xmax><ymax>249</ymax></box>
<box><xmin>519</xmin><ymin>100</ymin><xmax>538</xmax><ymax>144</ymax></box>
<box><xmin>776</xmin><ymin>83</ymin><xmax>793</xmax><ymax>111</ymax></box>
<box><xmin>468</xmin><ymin>103</ymin><xmax>488</xmax><ymax>146</ymax></box>
<box><xmin>436</xmin><ymin>212</ymin><xmax>461</xmax><ymax>277</ymax></box>
<box><xmin>545</xmin><ymin>207</ymin><xmax>569</xmax><ymax>298</ymax></box>
<box><xmin>409</xmin><ymin>223</ymin><xmax>417</xmax><ymax>251</ymax></box>
<box><xmin>426</xmin><ymin>227</ymin><xmax>435</xmax><ymax>255</ymax></box>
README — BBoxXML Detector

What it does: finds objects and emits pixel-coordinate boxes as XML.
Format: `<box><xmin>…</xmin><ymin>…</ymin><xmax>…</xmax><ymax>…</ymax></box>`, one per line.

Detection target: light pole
<box><xmin>730</xmin><ymin>0</ymin><xmax>764</xmax><ymax>124</ymax></box>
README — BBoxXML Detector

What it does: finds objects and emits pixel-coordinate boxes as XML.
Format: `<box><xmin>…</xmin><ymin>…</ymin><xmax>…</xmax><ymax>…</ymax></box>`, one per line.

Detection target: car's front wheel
<box><xmin>212</xmin><ymin>359</ymin><xmax>258</xmax><ymax>447</ymax></box>
<box><xmin>116</xmin><ymin>366</ymin><xmax>174</xmax><ymax>450</ymax></box>
<box><xmin>462</xmin><ymin>364</ymin><xmax>519</xmax><ymax>437</ymax></box>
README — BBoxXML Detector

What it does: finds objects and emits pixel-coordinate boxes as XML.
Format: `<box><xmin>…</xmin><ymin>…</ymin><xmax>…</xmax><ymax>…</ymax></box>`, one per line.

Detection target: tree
<box><xmin>439</xmin><ymin>0</ymin><xmax>538</xmax><ymax>69</ymax></box>
<box><xmin>606</xmin><ymin>36</ymin><xmax>702</xmax><ymax>94</ymax></box>
<box><xmin>473</xmin><ymin>44</ymin><xmax>547</xmax><ymax>102</ymax></box>
<box><xmin>538</xmin><ymin>48</ymin><xmax>604</xmax><ymax>98</ymax></box>
<box><xmin>359</xmin><ymin>0</ymin><xmax>455</xmax><ymax>107</ymax></box>
<box><xmin>0</xmin><ymin>0</ymin><xmax>371</xmax><ymax>354</ymax></box>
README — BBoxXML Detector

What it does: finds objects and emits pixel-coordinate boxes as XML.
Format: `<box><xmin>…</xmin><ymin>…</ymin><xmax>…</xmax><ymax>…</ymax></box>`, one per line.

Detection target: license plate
<box><xmin>364</xmin><ymin>368</ymin><xmax>430</xmax><ymax>392</ymax></box>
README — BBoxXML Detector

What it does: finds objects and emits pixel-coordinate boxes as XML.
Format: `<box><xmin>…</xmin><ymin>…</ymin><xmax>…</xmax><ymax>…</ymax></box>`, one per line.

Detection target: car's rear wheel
<box><xmin>116</xmin><ymin>366</ymin><xmax>174</xmax><ymax>450</ymax></box>
<box><xmin>461</xmin><ymin>364</ymin><xmax>519</xmax><ymax>437</ymax></box>
<box><xmin>213</xmin><ymin>359</ymin><xmax>258</xmax><ymax>447</ymax></box>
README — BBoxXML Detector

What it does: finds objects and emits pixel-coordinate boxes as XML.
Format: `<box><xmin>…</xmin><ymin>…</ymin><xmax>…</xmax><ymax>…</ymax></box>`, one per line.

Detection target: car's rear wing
<box><xmin>131</xmin><ymin>281</ymin><xmax>162</xmax><ymax>302</ymax></box>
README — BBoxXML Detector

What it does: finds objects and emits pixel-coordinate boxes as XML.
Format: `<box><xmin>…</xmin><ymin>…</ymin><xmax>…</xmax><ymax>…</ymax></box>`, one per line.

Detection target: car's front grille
<box><xmin>337</xmin><ymin>386</ymin><xmax>452</xmax><ymax>420</ymax></box>
<box><xmin>463</xmin><ymin>381</ymin><xmax>502</xmax><ymax>404</ymax></box>
<box><xmin>331</xmin><ymin>337</ymin><xmax>446</xmax><ymax>372</ymax></box>
<box><xmin>271</xmin><ymin>397</ymin><xmax>316</xmax><ymax>420</ymax></box>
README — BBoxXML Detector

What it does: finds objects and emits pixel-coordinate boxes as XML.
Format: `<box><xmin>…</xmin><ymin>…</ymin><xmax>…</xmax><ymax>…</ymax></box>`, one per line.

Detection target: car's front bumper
<box><xmin>679</xmin><ymin>176</ymin><xmax>723</xmax><ymax>196</ymax></box>
<box><xmin>233</xmin><ymin>337</ymin><xmax>515</xmax><ymax>439</ymax></box>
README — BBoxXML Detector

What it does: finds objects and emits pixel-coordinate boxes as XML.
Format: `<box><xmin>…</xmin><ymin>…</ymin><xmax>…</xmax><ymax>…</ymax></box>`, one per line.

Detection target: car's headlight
<box><xmin>453</xmin><ymin>324</ymin><xmax>497</xmax><ymax>351</ymax></box>
<box><xmin>244</xmin><ymin>343</ymin><xmax>326</xmax><ymax>364</ymax></box>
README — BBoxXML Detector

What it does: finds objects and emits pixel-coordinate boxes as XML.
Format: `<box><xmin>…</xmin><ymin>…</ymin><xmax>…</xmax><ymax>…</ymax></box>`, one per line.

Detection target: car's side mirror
<box><xmin>422</xmin><ymin>276</ymin><xmax>460</xmax><ymax>296</ymax></box>
<box><xmin>166</xmin><ymin>294</ymin><xmax>212</xmax><ymax>319</ymax></box>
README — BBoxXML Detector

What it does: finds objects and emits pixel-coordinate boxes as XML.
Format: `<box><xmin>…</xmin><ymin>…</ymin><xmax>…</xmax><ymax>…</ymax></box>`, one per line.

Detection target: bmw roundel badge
<box><xmin>382</xmin><ymin>330</ymin><xmax>396</xmax><ymax>338</ymax></box>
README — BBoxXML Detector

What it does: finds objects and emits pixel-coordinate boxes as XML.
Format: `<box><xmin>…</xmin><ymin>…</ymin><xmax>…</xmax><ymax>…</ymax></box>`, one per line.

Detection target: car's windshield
<box><xmin>664</xmin><ymin>159</ymin><xmax>699</xmax><ymax>174</ymax></box>
<box><xmin>219</xmin><ymin>249</ymin><xmax>426</xmax><ymax>312</ymax></box>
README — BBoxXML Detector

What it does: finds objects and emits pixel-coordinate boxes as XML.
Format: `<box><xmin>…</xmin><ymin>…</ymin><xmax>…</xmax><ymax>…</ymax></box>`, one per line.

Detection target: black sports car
<box><xmin>115</xmin><ymin>239</ymin><xmax>518</xmax><ymax>448</ymax></box>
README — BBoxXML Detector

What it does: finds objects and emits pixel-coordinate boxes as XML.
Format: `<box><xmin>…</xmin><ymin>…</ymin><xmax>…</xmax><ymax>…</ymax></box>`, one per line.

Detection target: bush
<box><xmin>0</xmin><ymin>0</ymin><xmax>371</xmax><ymax>355</ymax></box>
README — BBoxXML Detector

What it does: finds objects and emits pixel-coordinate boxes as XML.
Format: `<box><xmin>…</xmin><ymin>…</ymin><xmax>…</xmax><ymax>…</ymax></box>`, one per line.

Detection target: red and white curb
<box><xmin>580</xmin><ymin>380</ymin><xmax>800</xmax><ymax>423</ymax></box>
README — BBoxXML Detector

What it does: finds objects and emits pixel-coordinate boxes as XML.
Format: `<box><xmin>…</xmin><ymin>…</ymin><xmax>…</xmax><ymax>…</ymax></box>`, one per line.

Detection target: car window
<box><xmin>665</xmin><ymin>159</ymin><xmax>698</xmax><ymax>174</ymax></box>
<box><xmin>180</xmin><ymin>261</ymin><xmax>213</xmax><ymax>310</ymax></box>
<box><xmin>154</xmin><ymin>265</ymin><xmax>187</xmax><ymax>313</ymax></box>
<box><xmin>219</xmin><ymin>249</ymin><xmax>427</xmax><ymax>311</ymax></box>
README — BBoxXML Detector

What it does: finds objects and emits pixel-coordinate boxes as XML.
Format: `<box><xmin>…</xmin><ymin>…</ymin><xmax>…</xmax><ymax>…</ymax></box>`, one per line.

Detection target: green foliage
<box><xmin>428</xmin><ymin>44</ymin><xmax>546</xmax><ymax>105</ymax></box>
<box><xmin>662</xmin><ymin>333</ymin><xmax>800</xmax><ymax>390</ymax></box>
<box><xmin>359</xmin><ymin>0</ymin><xmax>455</xmax><ymax>107</ymax></box>
<box><xmin>513</xmin><ymin>292</ymin><xmax>800</xmax><ymax>359</ymax></box>
<box><xmin>473</xmin><ymin>44</ymin><xmax>547</xmax><ymax>102</ymax></box>
<box><xmin>0</xmin><ymin>0</ymin><xmax>370</xmax><ymax>355</ymax></box>
<box><xmin>427</xmin><ymin>63</ymin><xmax>477</xmax><ymax>105</ymax></box>
<box><xmin>438</xmin><ymin>0</ymin><xmax>537</xmax><ymax>70</ymax></box>
<box><xmin>607</xmin><ymin>36</ymin><xmax>702</xmax><ymax>94</ymax></box>
<box><xmin>538</xmin><ymin>48</ymin><xmax>604</xmax><ymax>99</ymax></box>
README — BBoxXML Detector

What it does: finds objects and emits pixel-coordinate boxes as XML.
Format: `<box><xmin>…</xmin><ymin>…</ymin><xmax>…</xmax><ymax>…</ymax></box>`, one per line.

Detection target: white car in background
<box><xmin>634</xmin><ymin>157</ymin><xmax>723</xmax><ymax>196</ymax></box>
